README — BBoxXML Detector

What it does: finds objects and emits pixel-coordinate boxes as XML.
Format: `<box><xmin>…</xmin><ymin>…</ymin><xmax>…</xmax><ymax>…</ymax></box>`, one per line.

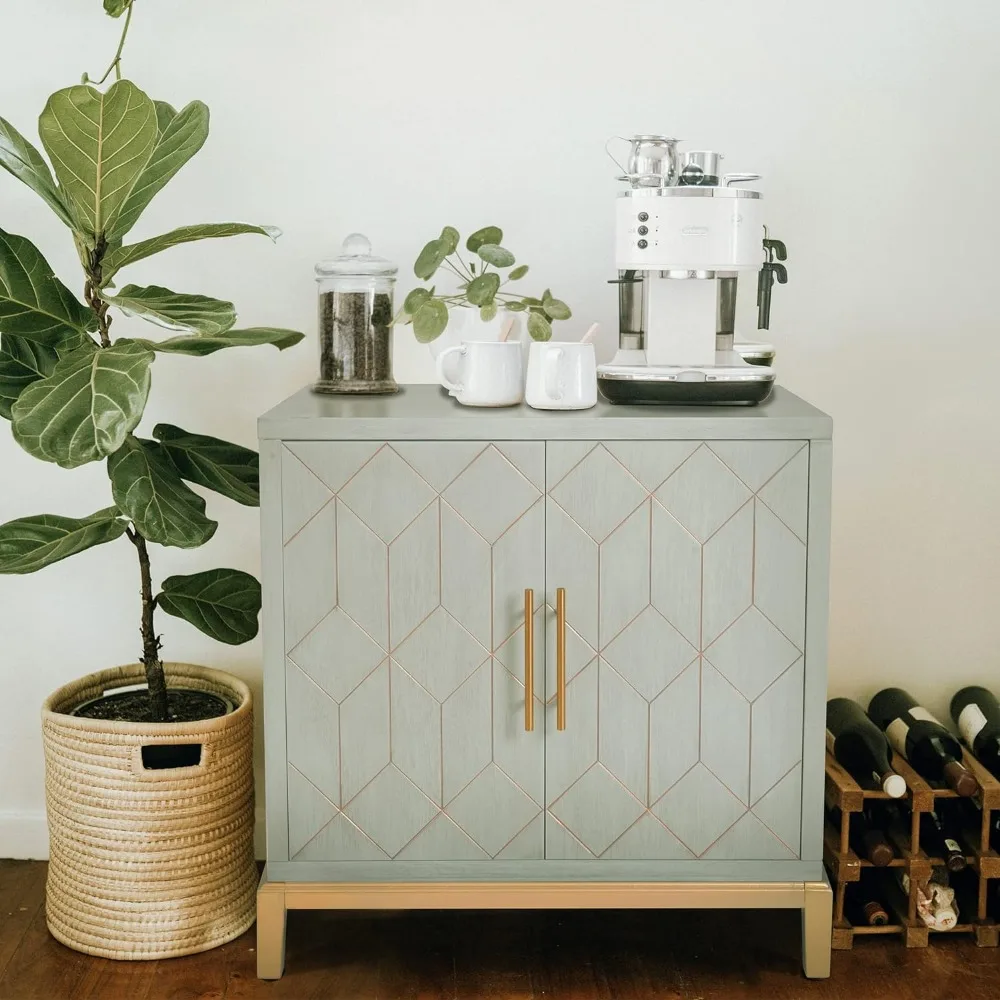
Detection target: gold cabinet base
<box><xmin>256</xmin><ymin>867</ymin><xmax>833</xmax><ymax>981</ymax></box>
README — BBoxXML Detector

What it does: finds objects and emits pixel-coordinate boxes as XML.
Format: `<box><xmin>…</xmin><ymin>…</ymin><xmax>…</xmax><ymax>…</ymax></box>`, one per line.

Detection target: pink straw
<box><xmin>580</xmin><ymin>323</ymin><xmax>599</xmax><ymax>344</ymax></box>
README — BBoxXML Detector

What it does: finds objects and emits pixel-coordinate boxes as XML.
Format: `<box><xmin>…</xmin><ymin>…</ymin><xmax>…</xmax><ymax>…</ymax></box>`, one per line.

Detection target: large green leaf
<box><xmin>102</xmin><ymin>223</ymin><xmax>281</xmax><ymax>281</ymax></box>
<box><xmin>108</xmin><ymin>284</ymin><xmax>236</xmax><ymax>335</ymax></box>
<box><xmin>136</xmin><ymin>327</ymin><xmax>303</xmax><ymax>356</ymax></box>
<box><xmin>0</xmin><ymin>230</ymin><xmax>93</xmax><ymax>348</ymax></box>
<box><xmin>0</xmin><ymin>335</ymin><xmax>58</xmax><ymax>419</ymax></box>
<box><xmin>107</xmin><ymin>437</ymin><xmax>217</xmax><ymax>548</ymax></box>
<box><xmin>11</xmin><ymin>340</ymin><xmax>153</xmax><ymax>468</ymax></box>
<box><xmin>38</xmin><ymin>80</ymin><xmax>158</xmax><ymax>240</ymax></box>
<box><xmin>153</xmin><ymin>423</ymin><xmax>259</xmax><ymax>506</ymax></box>
<box><xmin>108</xmin><ymin>100</ymin><xmax>210</xmax><ymax>240</ymax></box>
<box><xmin>466</xmin><ymin>273</ymin><xmax>500</xmax><ymax>306</ymax></box>
<box><xmin>157</xmin><ymin>568</ymin><xmax>261</xmax><ymax>645</ymax></box>
<box><xmin>0</xmin><ymin>506</ymin><xmax>126</xmax><ymax>574</ymax></box>
<box><xmin>0</xmin><ymin>117</ymin><xmax>76</xmax><ymax>228</ymax></box>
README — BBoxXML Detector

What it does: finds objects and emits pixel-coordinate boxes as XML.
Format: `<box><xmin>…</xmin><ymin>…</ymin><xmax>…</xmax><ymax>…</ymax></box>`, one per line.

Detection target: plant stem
<box><xmin>126</xmin><ymin>527</ymin><xmax>168</xmax><ymax>722</ymax></box>
<box><xmin>441</xmin><ymin>258</ymin><xmax>469</xmax><ymax>283</ymax></box>
<box><xmin>84</xmin><ymin>237</ymin><xmax>112</xmax><ymax>347</ymax></box>
<box><xmin>88</xmin><ymin>1</ymin><xmax>134</xmax><ymax>85</ymax></box>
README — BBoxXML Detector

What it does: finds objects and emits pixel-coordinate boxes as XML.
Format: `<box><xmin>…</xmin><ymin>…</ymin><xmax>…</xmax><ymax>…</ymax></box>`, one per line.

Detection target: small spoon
<box><xmin>580</xmin><ymin>323</ymin><xmax>599</xmax><ymax>344</ymax></box>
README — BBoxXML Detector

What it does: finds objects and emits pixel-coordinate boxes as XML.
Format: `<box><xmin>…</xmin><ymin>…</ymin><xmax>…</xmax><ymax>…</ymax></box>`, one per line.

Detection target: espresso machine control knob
<box><xmin>638</xmin><ymin>212</ymin><xmax>649</xmax><ymax>222</ymax></box>
<box><xmin>637</xmin><ymin>239</ymin><xmax>648</xmax><ymax>249</ymax></box>
<box><xmin>637</xmin><ymin>225</ymin><xmax>648</xmax><ymax>235</ymax></box>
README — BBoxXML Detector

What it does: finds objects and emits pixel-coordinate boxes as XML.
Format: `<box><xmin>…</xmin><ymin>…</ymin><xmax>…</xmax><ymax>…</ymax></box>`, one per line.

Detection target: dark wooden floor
<box><xmin>2</xmin><ymin>862</ymin><xmax>999</xmax><ymax>1000</ymax></box>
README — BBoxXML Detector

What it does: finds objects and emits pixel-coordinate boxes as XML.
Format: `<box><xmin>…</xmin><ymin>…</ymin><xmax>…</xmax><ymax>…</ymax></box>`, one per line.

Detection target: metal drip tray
<box><xmin>597</xmin><ymin>364</ymin><xmax>775</xmax><ymax>405</ymax></box>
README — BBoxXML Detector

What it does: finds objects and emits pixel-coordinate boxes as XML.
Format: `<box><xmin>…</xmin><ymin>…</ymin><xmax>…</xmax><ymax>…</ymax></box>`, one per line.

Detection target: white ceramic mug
<box><xmin>436</xmin><ymin>341</ymin><xmax>524</xmax><ymax>407</ymax></box>
<box><xmin>525</xmin><ymin>342</ymin><xmax>597</xmax><ymax>410</ymax></box>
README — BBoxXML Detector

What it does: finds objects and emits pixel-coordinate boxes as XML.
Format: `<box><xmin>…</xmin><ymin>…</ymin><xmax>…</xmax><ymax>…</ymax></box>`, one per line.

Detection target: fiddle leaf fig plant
<box><xmin>0</xmin><ymin>0</ymin><xmax>304</xmax><ymax>721</ymax></box>
<box><xmin>401</xmin><ymin>225</ymin><xmax>572</xmax><ymax>343</ymax></box>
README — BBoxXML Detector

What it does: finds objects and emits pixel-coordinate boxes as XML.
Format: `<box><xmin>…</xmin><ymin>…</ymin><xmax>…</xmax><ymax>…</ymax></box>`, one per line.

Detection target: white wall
<box><xmin>1</xmin><ymin>0</ymin><xmax>998</xmax><ymax>857</ymax></box>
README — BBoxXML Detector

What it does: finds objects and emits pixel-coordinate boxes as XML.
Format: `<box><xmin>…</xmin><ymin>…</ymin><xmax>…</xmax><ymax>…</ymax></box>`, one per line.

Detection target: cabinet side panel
<box><xmin>800</xmin><ymin>439</ymin><xmax>832</xmax><ymax>862</ymax></box>
<box><xmin>261</xmin><ymin>439</ymin><xmax>289</xmax><ymax>863</ymax></box>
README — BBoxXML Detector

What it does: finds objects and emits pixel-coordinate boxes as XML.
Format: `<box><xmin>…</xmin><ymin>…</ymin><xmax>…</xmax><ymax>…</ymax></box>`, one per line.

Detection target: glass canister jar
<box><xmin>313</xmin><ymin>233</ymin><xmax>399</xmax><ymax>394</ymax></box>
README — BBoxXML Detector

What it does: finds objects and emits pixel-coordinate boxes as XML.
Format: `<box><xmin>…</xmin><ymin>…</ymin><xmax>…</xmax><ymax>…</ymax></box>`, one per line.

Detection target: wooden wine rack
<box><xmin>824</xmin><ymin>747</ymin><xmax>1000</xmax><ymax>950</ymax></box>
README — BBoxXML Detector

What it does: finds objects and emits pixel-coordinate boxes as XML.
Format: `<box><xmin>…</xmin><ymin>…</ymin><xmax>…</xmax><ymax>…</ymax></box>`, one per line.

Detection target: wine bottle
<box><xmin>826</xmin><ymin>697</ymin><xmax>907</xmax><ymax>797</ymax></box>
<box><xmin>859</xmin><ymin>898</ymin><xmax>890</xmax><ymax>927</ymax></box>
<box><xmin>851</xmin><ymin>808</ymin><xmax>895</xmax><ymax>866</ymax></box>
<box><xmin>950</xmin><ymin>686</ymin><xmax>1000</xmax><ymax>779</ymax></box>
<box><xmin>920</xmin><ymin>808</ymin><xmax>966</xmax><ymax>872</ymax></box>
<box><xmin>846</xmin><ymin>891</ymin><xmax>890</xmax><ymax>927</ymax></box>
<box><xmin>867</xmin><ymin>688</ymin><xmax>978</xmax><ymax>797</ymax></box>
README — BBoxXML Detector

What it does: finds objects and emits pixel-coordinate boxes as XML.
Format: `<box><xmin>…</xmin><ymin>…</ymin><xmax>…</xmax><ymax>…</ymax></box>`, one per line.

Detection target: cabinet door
<box><xmin>281</xmin><ymin>441</ymin><xmax>545</xmax><ymax>862</ymax></box>
<box><xmin>544</xmin><ymin>440</ymin><xmax>809</xmax><ymax>861</ymax></box>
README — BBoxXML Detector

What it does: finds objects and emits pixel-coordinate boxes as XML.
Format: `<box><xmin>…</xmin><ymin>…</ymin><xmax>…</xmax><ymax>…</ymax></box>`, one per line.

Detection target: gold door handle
<box><xmin>524</xmin><ymin>588</ymin><xmax>534</xmax><ymax>732</ymax></box>
<box><xmin>556</xmin><ymin>587</ymin><xmax>567</xmax><ymax>731</ymax></box>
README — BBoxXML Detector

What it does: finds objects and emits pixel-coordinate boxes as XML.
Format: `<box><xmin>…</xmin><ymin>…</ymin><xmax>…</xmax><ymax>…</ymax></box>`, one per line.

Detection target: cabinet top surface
<box><xmin>259</xmin><ymin>385</ymin><xmax>832</xmax><ymax>441</ymax></box>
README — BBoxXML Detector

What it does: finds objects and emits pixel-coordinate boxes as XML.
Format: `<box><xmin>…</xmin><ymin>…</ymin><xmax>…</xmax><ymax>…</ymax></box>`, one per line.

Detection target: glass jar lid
<box><xmin>315</xmin><ymin>233</ymin><xmax>398</xmax><ymax>278</ymax></box>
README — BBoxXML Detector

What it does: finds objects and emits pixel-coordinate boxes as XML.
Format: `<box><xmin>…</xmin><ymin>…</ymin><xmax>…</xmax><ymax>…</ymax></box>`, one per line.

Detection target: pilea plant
<box><xmin>0</xmin><ymin>0</ymin><xmax>303</xmax><ymax>721</ymax></box>
<box><xmin>401</xmin><ymin>225</ymin><xmax>572</xmax><ymax>343</ymax></box>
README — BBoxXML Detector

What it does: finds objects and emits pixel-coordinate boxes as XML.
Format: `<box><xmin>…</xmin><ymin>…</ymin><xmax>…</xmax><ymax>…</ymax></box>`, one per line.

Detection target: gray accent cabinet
<box><xmin>259</xmin><ymin>386</ymin><xmax>833</xmax><ymax>885</ymax></box>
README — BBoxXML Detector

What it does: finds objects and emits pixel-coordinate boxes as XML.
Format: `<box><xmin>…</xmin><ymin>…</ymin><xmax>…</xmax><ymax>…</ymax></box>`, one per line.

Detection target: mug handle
<box><xmin>544</xmin><ymin>347</ymin><xmax>564</xmax><ymax>401</ymax></box>
<box><xmin>437</xmin><ymin>345</ymin><xmax>466</xmax><ymax>394</ymax></box>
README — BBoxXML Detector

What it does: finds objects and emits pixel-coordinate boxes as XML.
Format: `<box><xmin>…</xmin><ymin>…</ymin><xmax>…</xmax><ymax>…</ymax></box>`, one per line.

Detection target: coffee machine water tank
<box><xmin>615</xmin><ymin>190</ymin><xmax>765</xmax><ymax>272</ymax></box>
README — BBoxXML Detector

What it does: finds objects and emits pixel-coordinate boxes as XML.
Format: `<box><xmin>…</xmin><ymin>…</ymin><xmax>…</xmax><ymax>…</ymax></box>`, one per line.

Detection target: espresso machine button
<box><xmin>637</xmin><ymin>225</ymin><xmax>649</xmax><ymax>236</ymax></box>
<box><xmin>637</xmin><ymin>239</ymin><xmax>648</xmax><ymax>249</ymax></box>
<box><xmin>638</xmin><ymin>212</ymin><xmax>649</xmax><ymax>222</ymax></box>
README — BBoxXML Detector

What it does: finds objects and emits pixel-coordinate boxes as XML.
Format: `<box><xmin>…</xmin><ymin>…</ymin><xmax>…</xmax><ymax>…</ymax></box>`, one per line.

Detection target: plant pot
<box><xmin>41</xmin><ymin>662</ymin><xmax>257</xmax><ymax>960</ymax></box>
<box><xmin>427</xmin><ymin>306</ymin><xmax>532</xmax><ymax>384</ymax></box>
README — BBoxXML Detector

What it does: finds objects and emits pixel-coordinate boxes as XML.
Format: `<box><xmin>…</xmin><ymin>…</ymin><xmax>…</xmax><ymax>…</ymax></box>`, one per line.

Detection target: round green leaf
<box><xmin>527</xmin><ymin>312</ymin><xmax>552</xmax><ymax>342</ymax></box>
<box><xmin>438</xmin><ymin>226</ymin><xmax>460</xmax><ymax>254</ymax></box>
<box><xmin>157</xmin><ymin>568</ymin><xmax>262</xmax><ymax>645</ymax></box>
<box><xmin>479</xmin><ymin>302</ymin><xmax>498</xmax><ymax>322</ymax></box>
<box><xmin>412</xmin><ymin>299</ymin><xmax>449</xmax><ymax>343</ymax></box>
<box><xmin>11</xmin><ymin>341</ymin><xmax>154</xmax><ymax>469</ymax></box>
<box><xmin>505</xmin><ymin>300</ymin><xmax>527</xmax><ymax>312</ymax></box>
<box><xmin>104</xmin><ymin>0</ymin><xmax>131</xmax><ymax>17</ymax></box>
<box><xmin>403</xmin><ymin>287</ymin><xmax>431</xmax><ymax>314</ymax></box>
<box><xmin>543</xmin><ymin>298</ymin><xmax>572</xmax><ymax>321</ymax></box>
<box><xmin>466</xmin><ymin>273</ymin><xmax>501</xmax><ymax>306</ymax></box>
<box><xmin>476</xmin><ymin>244</ymin><xmax>516</xmax><ymax>268</ymax></box>
<box><xmin>509</xmin><ymin>265</ymin><xmax>529</xmax><ymax>280</ymax></box>
<box><xmin>466</xmin><ymin>226</ymin><xmax>503</xmax><ymax>253</ymax></box>
<box><xmin>414</xmin><ymin>238</ymin><xmax>447</xmax><ymax>280</ymax></box>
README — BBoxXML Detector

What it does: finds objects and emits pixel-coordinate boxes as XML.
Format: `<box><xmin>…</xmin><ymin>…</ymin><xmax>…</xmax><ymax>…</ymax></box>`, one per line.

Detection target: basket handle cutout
<box><xmin>140</xmin><ymin>743</ymin><xmax>204</xmax><ymax>770</ymax></box>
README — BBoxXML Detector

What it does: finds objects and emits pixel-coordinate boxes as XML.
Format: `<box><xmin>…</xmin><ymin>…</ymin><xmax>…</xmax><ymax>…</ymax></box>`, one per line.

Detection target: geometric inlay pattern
<box><xmin>545</xmin><ymin>440</ymin><xmax>809</xmax><ymax>860</ymax></box>
<box><xmin>282</xmin><ymin>438</ymin><xmax>808</xmax><ymax>864</ymax></box>
<box><xmin>283</xmin><ymin>441</ymin><xmax>545</xmax><ymax>861</ymax></box>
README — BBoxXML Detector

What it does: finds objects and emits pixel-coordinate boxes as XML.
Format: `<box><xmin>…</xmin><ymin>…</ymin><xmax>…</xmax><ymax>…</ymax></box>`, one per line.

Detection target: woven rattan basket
<box><xmin>41</xmin><ymin>662</ymin><xmax>257</xmax><ymax>960</ymax></box>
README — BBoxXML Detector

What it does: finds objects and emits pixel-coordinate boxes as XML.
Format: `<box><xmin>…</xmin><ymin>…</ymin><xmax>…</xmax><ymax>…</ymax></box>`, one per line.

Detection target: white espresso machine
<box><xmin>597</xmin><ymin>136</ymin><xmax>787</xmax><ymax>405</ymax></box>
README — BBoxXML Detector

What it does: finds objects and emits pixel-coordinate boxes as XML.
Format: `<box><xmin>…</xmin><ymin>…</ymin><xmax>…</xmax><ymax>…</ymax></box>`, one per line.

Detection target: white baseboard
<box><xmin>0</xmin><ymin>809</ymin><xmax>267</xmax><ymax>861</ymax></box>
<box><xmin>0</xmin><ymin>811</ymin><xmax>49</xmax><ymax>860</ymax></box>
